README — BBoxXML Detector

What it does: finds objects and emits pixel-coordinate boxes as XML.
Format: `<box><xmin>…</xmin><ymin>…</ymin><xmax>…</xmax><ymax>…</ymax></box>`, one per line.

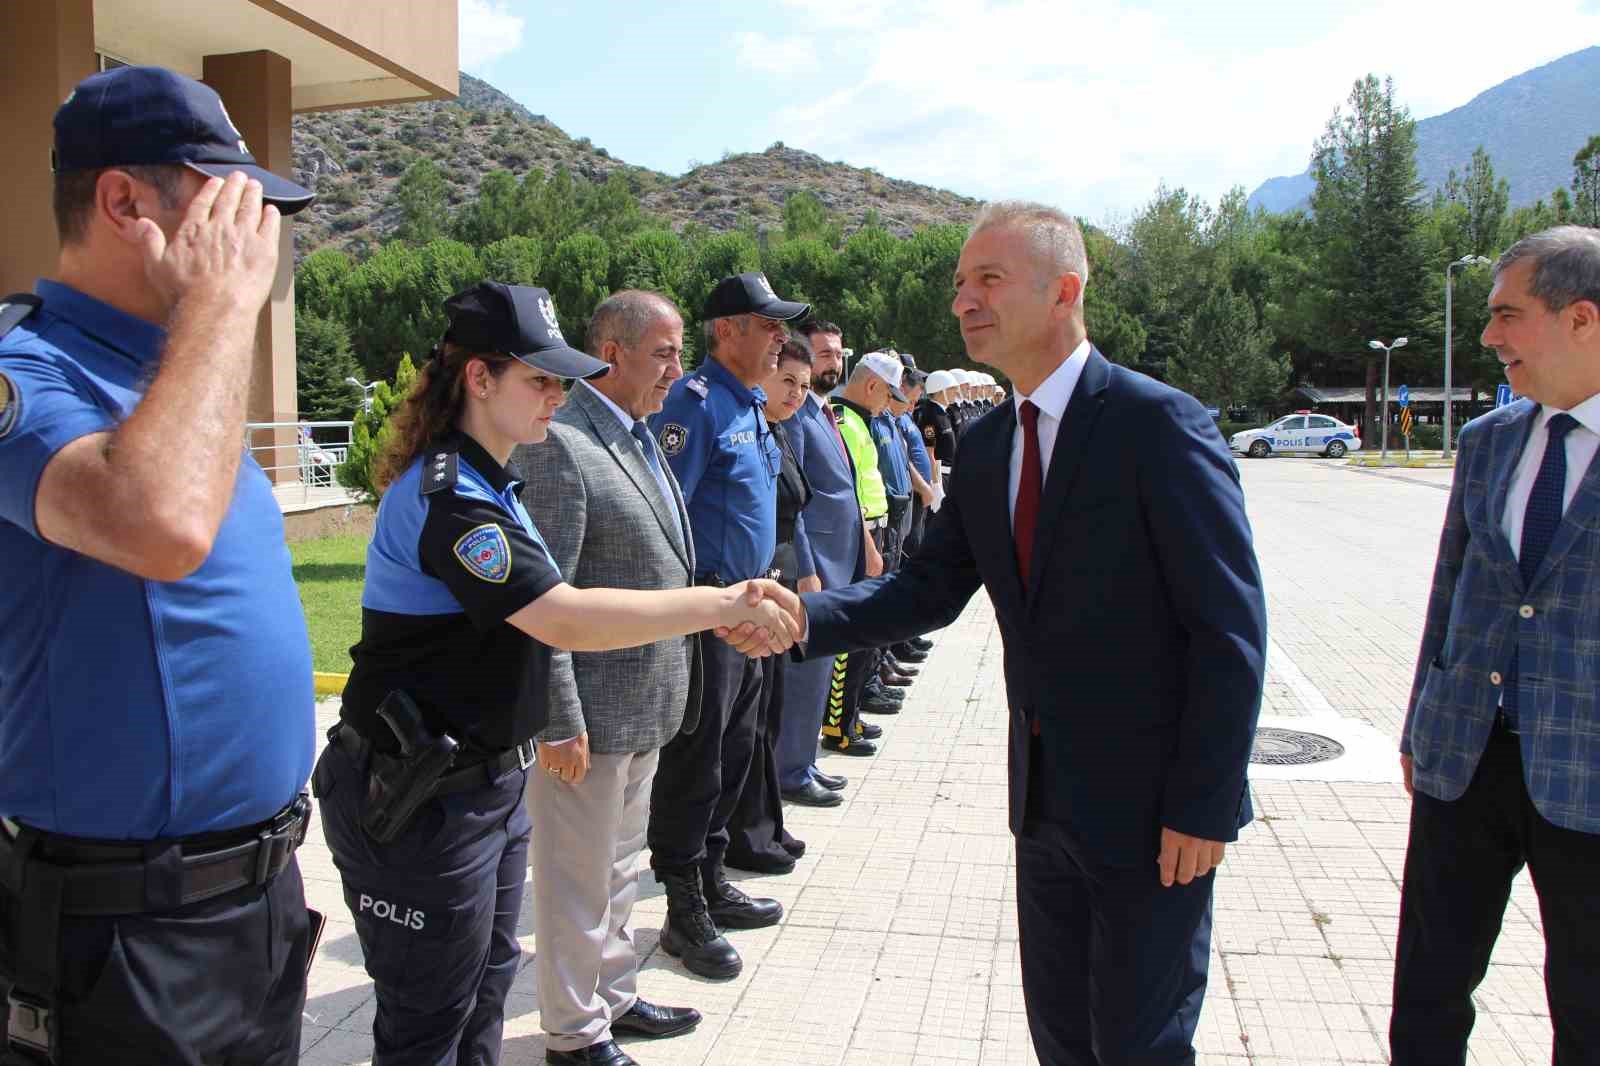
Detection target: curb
<box><xmin>314</xmin><ymin>671</ymin><xmax>349</xmax><ymax>697</ymax></box>
<box><xmin>1345</xmin><ymin>456</ymin><xmax>1455</xmax><ymax>469</ymax></box>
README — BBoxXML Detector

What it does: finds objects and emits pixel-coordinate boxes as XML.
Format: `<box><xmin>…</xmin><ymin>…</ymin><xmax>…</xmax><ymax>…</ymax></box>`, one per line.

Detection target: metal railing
<box><xmin>245</xmin><ymin>420</ymin><xmax>356</xmax><ymax>507</ymax></box>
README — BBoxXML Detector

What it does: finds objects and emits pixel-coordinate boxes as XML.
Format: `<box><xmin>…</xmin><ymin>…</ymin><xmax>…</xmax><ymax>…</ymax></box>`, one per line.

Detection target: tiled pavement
<box><xmin>298</xmin><ymin>457</ymin><xmax>1555</xmax><ymax>1065</ymax></box>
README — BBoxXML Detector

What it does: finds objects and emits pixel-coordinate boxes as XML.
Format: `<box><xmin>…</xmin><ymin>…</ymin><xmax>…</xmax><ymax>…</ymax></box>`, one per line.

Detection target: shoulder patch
<box><xmin>454</xmin><ymin>523</ymin><xmax>512</xmax><ymax>583</ymax></box>
<box><xmin>0</xmin><ymin>372</ymin><xmax>18</xmax><ymax>439</ymax></box>
<box><xmin>659</xmin><ymin>422</ymin><xmax>689</xmax><ymax>457</ymax></box>
<box><xmin>922</xmin><ymin>423</ymin><xmax>936</xmax><ymax>442</ymax></box>
<box><xmin>421</xmin><ymin>449</ymin><xmax>458</xmax><ymax>495</ymax></box>
<box><xmin>685</xmin><ymin>376</ymin><xmax>709</xmax><ymax>399</ymax></box>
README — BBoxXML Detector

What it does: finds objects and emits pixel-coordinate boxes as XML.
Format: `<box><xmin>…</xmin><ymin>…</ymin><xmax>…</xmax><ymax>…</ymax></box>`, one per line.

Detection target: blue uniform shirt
<box><xmin>345</xmin><ymin>434</ymin><xmax>564</xmax><ymax>752</ymax></box>
<box><xmin>649</xmin><ymin>356</ymin><xmax>780</xmax><ymax>582</ymax></box>
<box><xmin>899</xmin><ymin>412</ymin><xmax>932</xmax><ymax>482</ymax></box>
<box><xmin>0</xmin><ymin>280</ymin><xmax>314</xmax><ymax>839</ymax></box>
<box><xmin>873</xmin><ymin>411</ymin><xmax>912</xmax><ymax>497</ymax></box>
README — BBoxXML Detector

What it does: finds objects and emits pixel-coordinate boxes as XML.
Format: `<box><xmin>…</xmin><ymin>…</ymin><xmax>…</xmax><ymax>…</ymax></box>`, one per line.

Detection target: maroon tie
<box><xmin>823</xmin><ymin>401</ymin><xmax>850</xmax><ymax>461</ymax></box>
<box><xmin>1014</xmin><ymin>400</ymin><xmax>1043</xmax><ymax>584</ymax></box>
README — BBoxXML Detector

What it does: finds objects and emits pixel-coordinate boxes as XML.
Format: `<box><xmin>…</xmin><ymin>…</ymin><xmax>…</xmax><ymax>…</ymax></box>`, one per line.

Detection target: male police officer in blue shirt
<box><xmin>646</xmin><ymin>273</ymin><xmax>809</xmax><ymax>979</ymax></box>
<box><xmin>0</xmin><ymin>66</ymin><xmax>317</xmax><ymax>1065</ymax></box>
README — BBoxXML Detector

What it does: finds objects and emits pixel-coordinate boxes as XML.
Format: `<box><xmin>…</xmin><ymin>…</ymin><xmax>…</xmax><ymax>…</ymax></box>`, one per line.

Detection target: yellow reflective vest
<box><xmin>832</xmin><ymin>398</ymin><xmax>888</xmax><ymax>521</ymax></box>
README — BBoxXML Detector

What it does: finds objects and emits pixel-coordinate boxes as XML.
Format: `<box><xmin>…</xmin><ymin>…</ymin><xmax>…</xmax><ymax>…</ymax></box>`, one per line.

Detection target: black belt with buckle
<box><xmin>0</xmin><ymin>794</ymin><xmax>310</xmax><ymax>918</ymax></box>
<box><xmin>332</xmin><ymin>723</ymin><xmax>533</xmax><ymax>796</ymax></box>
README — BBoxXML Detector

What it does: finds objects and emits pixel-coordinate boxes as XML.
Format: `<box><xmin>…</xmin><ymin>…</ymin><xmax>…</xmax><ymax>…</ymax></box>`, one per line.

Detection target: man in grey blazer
<box><xmin>514</xmin><ymin>291</ymin><xmax>705</xmax><ymax>1066</ymax></box>
<box><xmin>1392</xmin><ymin>226</ymin><xmax>1600</xmax><ymax>1064</ymax></box>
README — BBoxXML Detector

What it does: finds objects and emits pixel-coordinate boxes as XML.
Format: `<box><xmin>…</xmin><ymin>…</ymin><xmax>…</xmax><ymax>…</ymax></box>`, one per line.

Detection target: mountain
<box><xmin>1247</xmin><ymin>46</ymin><xmax>1600</xmax><ymax>213</ymax></box>
<box><xmin>289</xmin><ymin>73</ymin><xmax>978</xmax><ymax>257</ymax></box>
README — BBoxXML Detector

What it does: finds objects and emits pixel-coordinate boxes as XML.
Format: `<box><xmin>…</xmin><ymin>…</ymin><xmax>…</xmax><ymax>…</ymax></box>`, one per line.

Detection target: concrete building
<box><xmin>1</xmin><ymin>0</ymin><xmax>458</xmax><ymax>442</ymax></box>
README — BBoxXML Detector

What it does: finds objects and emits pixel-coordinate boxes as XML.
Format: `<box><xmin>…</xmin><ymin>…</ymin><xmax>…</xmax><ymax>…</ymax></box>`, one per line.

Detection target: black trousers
<box><xmin>649</xmin><ymin>638</ymin><xmax>763</xmax><ymax>873</ymax></box>
<box><xmin>906</xmin><ymin>494</ymin><xmax>927</xmax><ymax>557</ymax></box>
<box><xmin>826</xmin><ymin>526</ymin><xmax>887</xmax><ymax>747</ymax></box>
<box><xmin>726</xmin><ymin>654</ymin><xmax>796</xmax><ymax>867</ymax></box>
<box><xmin>0</xmin><ymin>858</ymin><xmax>309</xmax><ymax>1066</ymax></box>
<box><xmin>1391</xmin><ymin>726</ymin><xmax>1600</xmax><ymax>1065</ymax></box>
<box><xmin>315</xmin><ymin>739</ymin><xmax>529</xmax><ymax>1066</ymax></box>
<box><xmin>1016</xmin><ymin>821</ymin><xmax>1212</xmax><ymax>1066</ymax></box>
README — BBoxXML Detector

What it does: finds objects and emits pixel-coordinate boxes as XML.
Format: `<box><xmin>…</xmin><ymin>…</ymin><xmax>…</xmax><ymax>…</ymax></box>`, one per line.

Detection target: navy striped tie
<box><xmin>1502</xmin><ymin>412</ymin><xmax>1580</xmax><ymax>727</ymax></box>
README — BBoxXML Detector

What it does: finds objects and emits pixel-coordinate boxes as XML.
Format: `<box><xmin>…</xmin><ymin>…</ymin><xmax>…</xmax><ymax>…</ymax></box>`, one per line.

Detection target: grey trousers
<box><xmin>527</xmin><ymin>748</ymin><xmax>659</xmax><ymax>1052</ymax></box>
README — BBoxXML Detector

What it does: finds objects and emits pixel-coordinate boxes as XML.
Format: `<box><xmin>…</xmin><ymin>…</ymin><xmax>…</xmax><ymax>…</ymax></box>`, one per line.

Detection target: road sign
<box><xmin>1400</xmin><ymin>408</ymin><xmax>1414</xmax><ymax>437</ymax></box>
<box><xmin>1495</xmin><ymin>383</ymin><xmax>1513</xmax><ymax>408</ymax></box>
<box><xmin>1397</xmin><ymin>384</ymin><xmax>1410</xmax><ymax>408</ymax></box>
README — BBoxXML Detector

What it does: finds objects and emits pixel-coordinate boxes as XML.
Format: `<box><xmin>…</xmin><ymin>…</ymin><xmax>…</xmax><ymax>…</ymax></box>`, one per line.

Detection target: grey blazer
<box><xmin>512</xmin><ymin>382</ymin><xmax>702</xmax><ymax>754</ymax></box>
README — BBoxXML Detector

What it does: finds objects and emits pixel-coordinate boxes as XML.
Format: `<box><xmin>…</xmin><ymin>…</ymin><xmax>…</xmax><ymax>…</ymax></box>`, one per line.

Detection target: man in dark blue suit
<box><xmin>769</xmin><ymin>201</ymin><xmax>1268</xmax><ymax>1064</ymax></box>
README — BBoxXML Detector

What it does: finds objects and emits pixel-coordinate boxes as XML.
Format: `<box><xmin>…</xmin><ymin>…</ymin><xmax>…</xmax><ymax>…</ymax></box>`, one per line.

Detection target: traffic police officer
<box><xmin>915</xmin><ymin>369</ymin><xmax>959</xmax><ymax>472</ymax></box>
<box><xmin>0</xmin><ymin>67</ymin><xmax>318</xmax><ymax>1064</ymax></box>
<box><xmin>646</xmin><ymin>273</ymin><xmax>810</xmax><ymax>980</ymax></box>
<box><xmin>315</xmin><ymin>282</ymin><xmax>796</xmax><ymax>1066</ymax></box>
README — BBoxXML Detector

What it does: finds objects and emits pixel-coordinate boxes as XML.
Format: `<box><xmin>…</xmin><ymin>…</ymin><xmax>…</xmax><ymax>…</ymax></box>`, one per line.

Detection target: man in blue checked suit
<box><xmin>1392</xmin><ymin>226</ymin><xmax>1600</xmax><ymax>1065</ymax></box>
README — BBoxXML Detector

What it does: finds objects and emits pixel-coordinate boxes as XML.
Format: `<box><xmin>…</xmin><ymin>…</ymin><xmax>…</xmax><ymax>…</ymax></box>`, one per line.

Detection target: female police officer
<box><xmin>313</xmin><ymin>282</ymin><xmax>795</xmax><ymax>1066</ymax></box>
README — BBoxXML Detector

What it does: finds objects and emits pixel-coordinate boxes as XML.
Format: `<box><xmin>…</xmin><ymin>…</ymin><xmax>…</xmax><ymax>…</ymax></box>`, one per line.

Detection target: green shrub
<box><xmin>338</xmin><ymin>354</ymin><xmax>417</xmax><ymax>506</ymax></box>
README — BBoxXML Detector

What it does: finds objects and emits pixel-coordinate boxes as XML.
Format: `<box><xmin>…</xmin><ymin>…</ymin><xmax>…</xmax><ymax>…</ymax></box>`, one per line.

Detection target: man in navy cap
<box><xmin>0</xmin><ymin>66</ymin><xmax>316</xmax><ymax>1063</ymax></box>
<box><xmin>645</xmin><ymin>273</ymin><xmax>809</xmax><ymax>979</ymax></box>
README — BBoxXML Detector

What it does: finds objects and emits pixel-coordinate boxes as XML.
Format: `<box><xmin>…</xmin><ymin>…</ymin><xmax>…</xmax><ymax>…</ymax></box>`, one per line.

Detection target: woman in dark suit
<box><xmin>726</xmin><ymin>340</ymin><xmax>816</xmax><ymax>873</ymax></box>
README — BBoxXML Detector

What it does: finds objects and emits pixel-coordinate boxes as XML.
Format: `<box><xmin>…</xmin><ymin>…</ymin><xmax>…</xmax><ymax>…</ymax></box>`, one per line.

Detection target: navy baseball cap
<box><xmin>52</xmin><ymin>66</ymin><xmax>315</xmax><ymax>215</ymax></box>
<box><xmin>443</xmin><ymin>282</ymin><xmax>610</xmax><ymax>380</ymax></box>
<box><xmin>703</xmin><ymin>273</ymin><xmax>810</xmax><ymax>322</ymax></box>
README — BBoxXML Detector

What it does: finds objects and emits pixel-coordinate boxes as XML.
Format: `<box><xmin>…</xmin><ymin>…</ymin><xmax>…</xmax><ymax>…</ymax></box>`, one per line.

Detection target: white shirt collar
<box><xmin>581</xmin><ymin>379</ymin><xmax>638</xmax><ymax>432</ymax></box>
<box><xmin>1542</xmin><ymin>392</ymin><xmax>1600</xmax><ymax>438</ymax></box>
<box><xmin>1012</xmin><ymin>338</ymin><xmax>1091</xmax><ymax>422</ymax></box>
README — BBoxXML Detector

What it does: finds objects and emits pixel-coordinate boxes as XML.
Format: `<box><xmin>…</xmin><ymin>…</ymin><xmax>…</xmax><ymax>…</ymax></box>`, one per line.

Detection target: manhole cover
<box><xmin>1251</xmin><ymin>727</ymin><xmax>1346</xmax><ymax>766</ymax></box>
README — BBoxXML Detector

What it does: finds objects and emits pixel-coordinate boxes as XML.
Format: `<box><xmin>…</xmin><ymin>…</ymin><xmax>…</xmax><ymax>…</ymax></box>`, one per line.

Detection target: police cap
<box><xmin>443</xmin><ymin>282</ymin><xmax>611</xmax><ymax>380</ymax></box>
<box><xmin>703</xmin><ymin>273</ymin><xmax>811</xmax><ymax>322</ymax></box>
<box><xmin>53</xmin><ymin>66</ymin><xmax>315</xmax><ymax>214</ymax></box>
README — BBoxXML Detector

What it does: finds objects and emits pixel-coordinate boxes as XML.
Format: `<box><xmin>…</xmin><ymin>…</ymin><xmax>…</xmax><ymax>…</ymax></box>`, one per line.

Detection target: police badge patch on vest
<box><xmin>0</xmin><ymin>372</ymin><xmax>18</xmax><ymax>439</ymax></box>
<box><xmin>659</xmin><ymin>423</ymin><xmax>689</xmax><ymax>456</ymax></box>
<box><xmin>454</xmin><ymin>523</ymin><xmax>512</xmax><ymax>583</ymax></box>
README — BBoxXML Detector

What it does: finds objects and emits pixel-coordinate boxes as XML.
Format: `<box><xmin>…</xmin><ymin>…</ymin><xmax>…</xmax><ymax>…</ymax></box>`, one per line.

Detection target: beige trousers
<box><xmin>526</xmin><ymin>748</ymin><xmax>659</xmax><ymax>1053</ymax></box>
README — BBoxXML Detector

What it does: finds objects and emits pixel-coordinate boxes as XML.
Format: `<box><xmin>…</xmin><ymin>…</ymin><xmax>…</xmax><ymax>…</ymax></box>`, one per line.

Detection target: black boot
<box><xmin>655</xmin><ymin>866</ymin><xmax>742</xmax><ymax>979</ymax></box>
<box><xmin>702</xmin><ymin>857</ymin><xmax>784</xmax><ymax>929</ymax></box>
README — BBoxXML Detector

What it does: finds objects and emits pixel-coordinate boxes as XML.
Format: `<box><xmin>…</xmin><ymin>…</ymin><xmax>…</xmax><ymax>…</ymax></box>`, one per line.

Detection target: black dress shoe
<box><xmin>891</xmin><ymin>646</ymin><xmax>929</xmax><ymax>663</ymax></box>
<box><xmin>703</xmin><ymin>861</ymin><xmax>784</xmax><ymax>928</ymax></box>
<box><xmin>548</xmin><ymin>1039</ymin><xmax>638</xmax><ymax>1064</ymax></box>
<box><xmin>811</xmin><ymin>769</ymin><xmax>848</xmax><ymax>791</ymax></box>
<box><xmin>888</xmin><ymin>661</ymin><xmax>920</xmax><ymax>678</ymax></box>
<box><xmin>855</xmin><ymin>721</ymin><xmax>883</xmax><ymax>740</ymax></box>
<box><xmin>878</xmin><ymin>667</ymin><xmax>913</xmax><ymax>687</ymax></box>
<box><xmin>782</xmin><ymin>779</ymin><xmax>843</xmax><ymax>807</ymax></box>
<box><xmin>723</xmin><ymin>848</ymin><xmax>797</xmax><ymax>875</ymax></box>
<box><xmin>861</xmin><ymin>691</ymin><xmax>903</xmax><ymax>715</ymax></box>
<box><xmin>781</xmin><ymin>834</ymin><xmax>806</xmax><ymax>860</ymax></box>
<box><xmin>612</xmin><ymin>1000</ymin><xmax>702</xmax><ymax>1039</ymax></box>
<box><xmin>909</xmin><ymin>636</ymin><xmax>934</xmax><ymax>651</ymax></box>
<box><xmin>821</xmin><ymin>735</ymin><xmax>877</xmax><ymax>756</ymax></box>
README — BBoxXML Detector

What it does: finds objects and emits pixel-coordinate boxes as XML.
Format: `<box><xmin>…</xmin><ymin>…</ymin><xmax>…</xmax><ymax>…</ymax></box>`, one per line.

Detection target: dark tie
<box><xmin>823</xmin><ymin>401</ymin><xmax>850</xmax><ymax>461</ymax></box>
<box><xmin>631</xmin><ymin>420</ymin><xmax>662</xmax><ymax>475</ymax></box>
<box><xmin>1502</xmin><ymin>412</ymin><xmax>1580</xmax><ymax>726</ymax></box>
<box><xmin>1014</xmin><ymin>400</ymin><xmax>1042</xmax><ymax>584</ymax></box>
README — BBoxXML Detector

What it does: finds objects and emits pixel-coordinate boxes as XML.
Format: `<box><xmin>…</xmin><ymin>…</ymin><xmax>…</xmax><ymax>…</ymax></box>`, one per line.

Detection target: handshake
<box><xmin>714</xmin><ymin>580</ymin><xmax>808</xmax><ymax>657</ymax></box>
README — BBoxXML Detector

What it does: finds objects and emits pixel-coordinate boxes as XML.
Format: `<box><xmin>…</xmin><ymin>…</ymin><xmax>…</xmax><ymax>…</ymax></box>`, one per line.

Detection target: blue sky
<box><xmin>460</xmin><ymin>0</ymin><xmax>1600</xmax><ymax>224</ymax></box>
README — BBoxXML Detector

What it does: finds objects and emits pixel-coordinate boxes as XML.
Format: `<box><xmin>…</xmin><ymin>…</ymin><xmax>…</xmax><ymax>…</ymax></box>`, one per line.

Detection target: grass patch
<box><xmin>291</xmin><ymin>534</ymin><xmax>366</xmax><ymax>674</ymax></box>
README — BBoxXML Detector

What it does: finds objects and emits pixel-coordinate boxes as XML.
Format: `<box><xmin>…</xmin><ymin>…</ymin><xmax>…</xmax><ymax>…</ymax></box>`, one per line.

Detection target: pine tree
<box><xmin>338</xmin><ymin>354</ymin><xmax>418</xmax><ymax>507</ymax></box>
<box><xmin>295</xmin><ymin>312</ymin><xmax>365</xmax><ymax>422</ymax></box>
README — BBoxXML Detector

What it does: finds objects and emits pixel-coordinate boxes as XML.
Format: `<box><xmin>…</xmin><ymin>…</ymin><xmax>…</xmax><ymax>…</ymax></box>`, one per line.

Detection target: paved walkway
<box><xmin>298</xmin><ymin>457</ymin><xmax>1553</xmax><ymax>1065</ymax></box>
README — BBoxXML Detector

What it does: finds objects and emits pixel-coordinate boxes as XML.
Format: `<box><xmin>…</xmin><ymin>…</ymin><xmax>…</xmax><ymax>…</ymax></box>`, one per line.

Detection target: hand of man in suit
<box><xmin>1158</xmin><ymin>827</ymin><xmax>1226</xmax><ymax>887</ymax></box>
<box><xmin>797</xmin><ymin>575</ymin><xmax>822</xmax><ymax>595</ymax></box>
<box><xmin>538</xmin><ymin>732</ymin><xmax>591</xmax><ymax>785</ymax></box>
<box><xmin>716</xmin><ymin>580</ymin><xmax>807</xmax><ymax>653</ymax></box>
<box><xmin>865</xmin><ymin>533</ymin><xmax>884</xmax><ymax>578</ymax></box>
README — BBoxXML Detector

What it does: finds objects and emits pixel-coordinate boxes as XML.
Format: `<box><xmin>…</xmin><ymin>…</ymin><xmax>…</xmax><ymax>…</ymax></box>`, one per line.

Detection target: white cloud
<box><xmin>459</xmin><ymin>0</ymin><xmax>527</xmax><ymax>72</ymax></box>
<box><xmin>737</xmin><ymin>0</ymin><xmax>1600</xmax><ymax>219</ymax></box>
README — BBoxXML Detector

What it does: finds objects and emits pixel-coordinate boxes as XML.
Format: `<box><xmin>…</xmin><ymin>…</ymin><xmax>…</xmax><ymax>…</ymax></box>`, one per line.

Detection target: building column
<box><xmin>0</xmin><ymin>0</ymin><xmax>94</xmax><ymax>295</ymax></box>
<box><xmin>203</xmin><ymin>50</ymin><xmax>299</xmax><ymax>483</ymax></box>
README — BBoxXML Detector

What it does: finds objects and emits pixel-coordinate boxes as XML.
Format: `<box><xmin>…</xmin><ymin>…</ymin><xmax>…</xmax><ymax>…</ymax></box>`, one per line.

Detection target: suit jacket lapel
<box><xmin>1531</xmin><ymin>431</ymin><xmax>1600</xmax><ymax>591</ymax></box>
<box><xmin>1026</xmin><ymin>349</ymin><xmax>1111</xmax><ymax>607</ymax></box>
<box><xmin>970</xmin><ymin>401</ymin><xmax>1027</xmax><ymax>617</ymax></box>
<box><xmin>572</xmin><ymin>386</ymin><xmax>692</xmax><ymax>569</ymax></box>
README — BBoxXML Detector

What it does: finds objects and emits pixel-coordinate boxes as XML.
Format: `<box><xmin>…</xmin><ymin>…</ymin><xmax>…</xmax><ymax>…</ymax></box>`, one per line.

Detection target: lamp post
<box><xmin>345</xmin><ymin>376</ymin><xmax>377</xmax><ymax>411</ymax></box>
<box><xmin>1443</xmin><ymin>254</ymin><xmax>1492</xmax><ymax>460</ymax></box>
<box><xmin>1368</xmin><ymin>336</ymin><xmax>1409</xmax><ymax>461</ymax></box>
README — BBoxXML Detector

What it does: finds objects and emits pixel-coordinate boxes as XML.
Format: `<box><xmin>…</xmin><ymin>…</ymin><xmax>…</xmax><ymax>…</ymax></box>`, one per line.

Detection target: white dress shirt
<box><xmin>1008</xmin><ymin>339</ymin><xmax>1091</xmax><ymax>527</ymax></box>
<box><xmin>1500</xmin><ymin>393</ymin><xmax>1600</xmax><ymax>558</ymax></box>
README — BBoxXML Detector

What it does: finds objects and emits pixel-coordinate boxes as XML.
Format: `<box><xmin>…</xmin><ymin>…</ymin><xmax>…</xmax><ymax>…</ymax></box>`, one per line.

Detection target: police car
<box><xmin>1229</xmin><ymin>412</ymin><xmax>1362</xmax><ymax>459</ymax></box>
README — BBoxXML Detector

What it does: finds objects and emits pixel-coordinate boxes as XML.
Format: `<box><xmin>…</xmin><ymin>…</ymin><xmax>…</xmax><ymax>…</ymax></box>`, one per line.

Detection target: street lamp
<box><xmin>1368</xmin><ymin>337</ymin><xmax>1409</xmax><ymax>461</ymax></box>
<box><xmin>1443</xmin><ymin>254</ymin><xmax>1493</xmax><ymax>460</ymax></box>
<box><xmin>345</xmin><ymin>376</ymin><xmax>377</xmax><ymax>411</ymax></box>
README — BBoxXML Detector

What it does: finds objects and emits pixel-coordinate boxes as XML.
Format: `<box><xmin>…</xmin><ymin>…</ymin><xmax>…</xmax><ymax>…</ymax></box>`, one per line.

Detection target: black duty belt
<box><xmin>0</xmin><ymin>794</ymin><xmax>310</xmax><ymax>917</ymax></box>
<box><xmin>333</xmin><ymin>722</ymin><xmax>534</xmax><ymax>796</ymax></box>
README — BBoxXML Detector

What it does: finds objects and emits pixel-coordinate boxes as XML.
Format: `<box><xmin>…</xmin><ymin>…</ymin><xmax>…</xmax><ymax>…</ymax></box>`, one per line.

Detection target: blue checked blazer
<box><xmin>1403</xmin><ymin>398</ymin><xmax>1600</xmax><ymax>834</ymax></box>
